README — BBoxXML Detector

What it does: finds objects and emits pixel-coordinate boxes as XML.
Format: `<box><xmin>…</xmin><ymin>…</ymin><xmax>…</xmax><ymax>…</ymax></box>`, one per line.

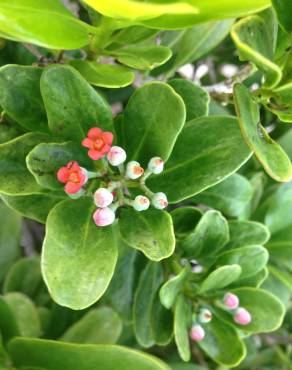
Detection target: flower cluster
<box><xmin>190</xmin><ymin>293</ymin><xmax>252</xmax><ymax>343</ymax></box>
<box><xmin>57</xmin><ymin>127</ymin><xmax>168</xmax><ymax>227</ymax></box>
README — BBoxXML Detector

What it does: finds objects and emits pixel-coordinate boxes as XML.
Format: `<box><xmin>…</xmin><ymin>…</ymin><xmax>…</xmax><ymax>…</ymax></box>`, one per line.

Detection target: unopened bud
<box><xmin>223</xmin><ymin>292</ymin><xmax>240</xmax><ymax>310</ymax></box>
<box><xmin>148</xmin><ymin>157</ymin><xmax>164</xmax><ymax>174</ymax></box>
<box><xmin>133</xmin><ymin>195</ymin><xmax>150</xmax><ymax>211</ymax></box>
<box><xmin>94</xmin><ymin>188</ymin><xmax>114</xmax><ymax>208</ymax></box>
<box><xmin>107</xmin><ymin>146</ymin><xmax>127</xmax><ymax>166</ymax></box>
<box><xmin>234</xmin><ymin>307</ymin><xmax>252</xmax><ymax>326</ymax></box>
<box><xmin>198</xmin><ymin>308</ymin><xmax>212</xmax><ymax>324</ymax></box>
<box><xmin>93</xmin><ymin>207</ymin><xmax>115</xmax><ymax>227</ymax></box>
<box><xmin>126</xmin><ymin>161</ymin><xmax>144</xmax><ymax>179</ymax></box>
<box><xmin>190</xmin><ymin>324</ymin><xmax>205</xmax><ymax>342</ymax></box>
<box><xmin>151</xmin><ymin>192</ymin><xmax>168</xmax><ymax>209</ymax></box>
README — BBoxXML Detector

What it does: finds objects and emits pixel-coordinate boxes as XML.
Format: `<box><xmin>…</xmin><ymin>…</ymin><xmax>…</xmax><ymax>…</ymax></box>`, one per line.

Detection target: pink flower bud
<box><xmin>94</xmin><ymin>188</ymin><xmax>114</xmax><ymax>208</ymax></box>
<box><xmin>148</xmin><ymin>157</ymin><xmax>164</xmax><ymax>174</ymax></box>
<box><xmin>126</xmin><ymin>161</ymin><xmax>144</xmax><ymax>179</ymax></box>
<box><xmin>198</xmin><ymin>308</ymin><xmax>212</xmax><ymax>324</ymax></box>
<box><xmin>234</xmin><ymin>307</ymin><xmax>252</xmax><ymax>326</ymax></box>
<box><xmin>107</xmin><ymin>146</ymin><xmax>127</xmax><ymax>166</ymax></box>
<box><xmin>223</xmin><ymin>292</ymin><xmax>240</xmax><ymax>310</ymax></box>
<box><xmin>133</xmin><ymin>195</ymin><xmax>150</xmax><ymax>211</ymax></box>
<box><xmin>151</xmin><ymin>192</ymin><xmax>168</xmax><ymax>209</ymax></box>
<box><xmin>93</xmin><ymin>207</ymin><xmax>115</xmax><ymax>227</ymax></box>
<box><xmin>190</xmin><ymin>324</ymin><xmax>205</xmax><ymax>342</ymax></box>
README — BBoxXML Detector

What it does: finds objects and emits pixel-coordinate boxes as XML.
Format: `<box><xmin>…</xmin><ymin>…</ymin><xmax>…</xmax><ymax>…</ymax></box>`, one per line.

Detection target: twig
<box><xmin>23</xmin><ymin>43</ymin><xmax>44</xmax><ymax>60</ymax></box>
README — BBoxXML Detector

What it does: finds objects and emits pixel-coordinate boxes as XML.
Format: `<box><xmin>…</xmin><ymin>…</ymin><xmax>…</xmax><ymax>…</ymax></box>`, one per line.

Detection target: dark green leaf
<box><xmin>174</xmin><ymin>294</ymin><xmax>192</xmax><ymax>362</ymax></box>
<box><xmin>199</xmin><ymin>265</ymin><xmax>242</xmax><ymax>294</ymax></box>
<box><xmin>160</xmin><ymin>267</ymin><xmax>190</xmax><ymax>309</ymax></box>
<box><xmin>272</xmin><ymin>0</ymin><xmax>292</xmax><ymax>34</ymax></box>
<box><xmin>171</xmin><ymin>207</ymin><xmax>202</xmax><ymax>238</ymax></box>
<box><xmin>151</xmin><ymin>292</ymin><xmax>173</xmax><ymax>346</ymax></box>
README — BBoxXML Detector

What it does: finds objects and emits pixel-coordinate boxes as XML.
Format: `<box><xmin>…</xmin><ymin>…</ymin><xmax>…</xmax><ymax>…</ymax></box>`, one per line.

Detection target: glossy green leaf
<box><xmin>267</xmin><ymin>241</ymin><xmax>292</xmax><ymax>263</ymax></box>
<box><xmin>121</xmin><ymin>82</ymin><xmax>185</xmax><ymax>166</ymax></box>
<box><xmin>269</xmin><ymin>265</ymin><xmax>292</xmax><ymax>290</ymax></box>
<box><xmin>4</xmin><ymin>293</ymin><xmax>41</xmax><ymax>338</ymax></box>
<box><xmin>40</xmin><ymin>65</ymin><xmax>113</xmax><ymax>142</ymax></box>
<box><xmin>267</xmin><ymin>82</ymin><xmax>292</xmax><ymax>122</ymax></box>
<box><xmin>42</xmin><ymin>197</ymin><xmax>118</xmax><ymax>310</ymax></box>
<box><xmin>1</xmin><ymin>192</ymin><xmax>64</xmax><ymax>224</ymax></box>
<box><xmin>174</xmin><ymin>295</ymin><xmax>192</xmax><ymax>362</ymax></box>
<box><xmin>272</xmin><ymin>0</ymin><xmax>292</xmax><ymax>34</ymax></box>
<box><xmin>119</xmin><ymin>208</ymin><xmax>175</xmax><ymax>261</ymax></box>
<box><xmin>171</xmin><ymin>207</ymin><xmax>202</xmax><ymax>238</ymax></box>
<box><xmin>226</xmin><ymin>220</ymin><xmax>270</xmax><ymax>249</ymax></box>
<box><xmin>0</xmin><ymin>202</ymin><xmax>21</xmax><ymax>282</ymax></box>
<box><xmin>109</xmin><ymin>26</ymin><xmax>158</xmax><ymax>46</ymax></box>
<box><xmin>170</xmin><ymin>365</ymin><xmax>207</xmax><ymax>370</ymax></box>
<box><xmin>181</xmin><ymin>210</ymin><xmax>229</xmax><ymax>259</ymax></box>
<box><xmin>26</xmin><ymin>142</ymin><xmax>92</xmax><ymax>191</ymax></box>
<box><xmin>231</xmin><ymin>16</ymin><xmax>282</xmax><ymax>88</ymax></box>
<box><xmin>216</xmin><ymin>245</ymin><xmax>268</xmax><ymax>279</ymax></box>
<box><xmin>227</xmin><ymin>288</ymin><xmax>285</xmax><ymax>333</ymax></box>
<box><xmin>199</xmin><ymin>265</ymin><xmax>242</xmax><ymax>294</ymax></box>
<box><xmin>234</xmin><ymin>83</ymin><xmax>292</xmax><ymax>182</ymax></box>
<box><xmin>0</xmin><ymin>118</ymin><xmax>22</xmax><ymax>145</ymax></box>
<box><xmin>0</xmin><ymin>133</ymin><xmax>50</xmax><ymax>195</ymax></box>
<box><xmin>111</xmin><ymin>45</ymin><xmax>172</xmax><ymax>70</ymax></box>
<box><xmin>60</xmin><ymin>306</ymin><xmax>122</xmax><ymax>344</ymax></box>
<box><xmin>9</xmin><ymin>338</ymin><xmax>171</xmax><ymax>370</ymax></box>
<box><xmin>279</xmin><ymin>129</ymin><xmax>292</xmax><ymax>159</ymax></box>
<box><xmin>191</xmin><ymin>174</ymin><xmax>253</xmax><ymax>218</ymax></box>
<box><xmin>0</xmin><ymin>296</ymin><xmax>20</xmax><ymax>343</ymax></box>
<box><xmin>262</xmin><ymin>272</ymin><xmax>291</xmax><ymax>307</ymax></box>
<box><xmin>0</xmin><ymin>65</ymin><xmax>48</xmax><ymax>132</ymax></box>
<box><xmin>83</xmin><ymin>0</ymin><xmax>270</xmax><ymax>29</ymax></box>
<box><xmin>70</xmin><ymin>60</ymin><xmax>135</xmax><ymax>88</ymax></box>
<box><xmin>198</xmin><ymin>314</ymin><xmax>245</xmax><ymax>367</ymax></box>
<box><xmin>148</xmin><ymin>116</ymin><xmax>252</xmax><ymax>203</ymax></box>
<box><xmin>160</xmin><ymin>267</ymin><xmax>190</xmax><ymax>309</ymax></box>
<box><xmin>0</xmin><ymin>0</ymin><xmax>89</xmax><ymax>49</ymax></box>
<box><xmin>133</xmin><ymin>262</ymin><xmax>163</xmax><ymax>347</ymax></box>
<box><xmin>168</xmin><ymin>79</ymin><xmax>209</xmax><ymax>121</ymax></box>
<box><xmin>230</xmin><ymin>267</ymin><xmax>268</xmax><ymax>288</ymax></box>
<box><xmin>151</xmin><ymin>292</ymin><xmax>173</xmax><ymax>346</ymax></box>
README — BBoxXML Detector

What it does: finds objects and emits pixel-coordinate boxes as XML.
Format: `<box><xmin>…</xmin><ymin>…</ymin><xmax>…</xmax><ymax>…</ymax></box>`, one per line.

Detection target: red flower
<box><xmin>57</xmin><ymin>161</ymin><xmax>87</xmax><ymax>194</ymax></box>
<box><xmin>82</xmin><ymin>127</ymin><xmax>113</xmax><ymax>160</ymax></box>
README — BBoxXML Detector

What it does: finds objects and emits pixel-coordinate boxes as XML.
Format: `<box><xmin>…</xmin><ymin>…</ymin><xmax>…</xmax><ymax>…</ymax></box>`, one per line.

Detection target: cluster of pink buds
<box><xmin>56</xmin><ymin>127</ymin><xmax>169</xmax><ymax>227</ymax></box>
<box><xmin>190</xmin><ymin>308</ymin><xmax>212</xmax><ymax>342</ymax></box>
<box><xmin>223</xmin><ymin>292</ymin><xmax>252</xmax><ymax>326</ymax></box>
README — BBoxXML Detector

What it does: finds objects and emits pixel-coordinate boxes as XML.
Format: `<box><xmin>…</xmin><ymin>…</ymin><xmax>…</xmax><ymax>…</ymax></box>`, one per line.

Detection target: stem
<box><xmin>88</xmin><ymin>16</ymin><xmax>115</xmax><ymax>59</ymax></box>
<box><xmin>23</xmin><ymin>43</ymin><xmax>44</xmax><ymax>60</ymax></box>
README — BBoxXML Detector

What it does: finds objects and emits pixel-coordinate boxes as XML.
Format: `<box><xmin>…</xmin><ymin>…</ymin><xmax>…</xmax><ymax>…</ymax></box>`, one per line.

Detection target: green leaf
<box><xmin>198</xmin><ymin>265</ymin><xmax>242</xmax><ymax>294</ymax></box>
<box><xmin>0</xmin><ymin>65</ymin><xmax>48</xmax><ymax>132</ymax></box>
<box><xmin>160</xmin><ymin>267</ymin><xmax>190</xmax><ymax>309</ymax></box>
<box><xmin>191</xmin><ymin>174</ymin><xmax>253</xmax><ymax>218</ymax></box>
<box><xmin>230</xmin><ymin>267</ymin><xmax>268</xmax><ymax>289</ymax></box>
<box><xmin>111</xmin><ymin>45</ymin><xmax>172</xmax><ymax>70</ymax></box>
<box><xmin>216</xmin><ymin>245</ymin><xmax>269</xmax><ymax>279</ymax></box>
<box><xmin>4</xmin><ymin>293</ymin><xmax>41</xmax><ymax>338</ymax></box>
<box><xmin>0</xmin><ymin>202</ymin><xmax>21</xmax><ymax>282</ymax></box>
<box><xmin>70</xmin><ymin>60</ymin><xmax>135</xmax><ymax>88</ymax></box>
<box><xmin>234</xmin><ymin>83</ymin><xmax>292</xmax><ymax>182</ymax></box>
<box><xmin>0</xmin><ymin>296</ymin><xmax>20</xmax><ymax>343</ymax></box>
<box><xmin>174</xmin><ymin>294</ymin><xmax>192</xmax><ymax>362</ymax></box>
<box><xmin>0</xmin><ymin>118</ymin><xmax>22</xmax><ymax>145</ymax></box>
<box><xmin>1</xmin><ymin>192</ymin><xmax>64</xmax><ymax>224</ymax></box>
<box><xmin>40</xmin><ymin>65</ymin><xmax>113</xmax><ymax>142</ymax></box>
<box><xmin>181</xmin><ymin>210</ymin><xmax>229</xmax><ymax>259</ymax></box>
<box><xmin>0</xmin><ymin>0</ymin><xmax>89</xmax><ymax>49</ymax></box>
<box><xmin>169</xmin><ymin>365</ymin><xmax>207</xmax><ymax>370</ymax></box>
<box><xmin>60</xmin><ymin>306</ymin><xmax>122</xmax><ymax>344</ymax></box>
<box><xmin>226</xmin><ymin>220</ymin><xmax>270</xmax><ymax>249</ymax></box>
<box><xmin>228</xmin><ymin>288</ymin><xmax>285</xmax><ymax>333</ymax></box>
<box><xmin>198</xmin><ymin>314</ymin><xmax>246</xmax><ymax>367</ymax></box>
<box><xmin>42</xmin><ymin>197</ymin><xmax>118</xmax><ymax>310</ymax></box>
<box><xmin>148</xmin><ymin>116</ymin><xmax>252</xmax><ymax>203</ymax></box>
<box><xmin>119</xmin><ymin>208</ymin><xmax>175</xmax><ymax>261</ymax></box>
<box><xmin>109</xmin><ymin>26</ymin><xmax>158</xmax><ymax>46</ymax></box>
<box><xmin>9</xmin><ymin>338</ymin><xmax>171</xmax><ymax>370</ymax></box>
<box><xmin>133</xmin><ymin>262</ymin><xmax>163</xmax><ymax>347</ymax></box>
<box><xmin>168</xmin><ymin>79</ymin><xmax>209</xmax><ymax>121</ymax></box>
<box><xmin>269</xmin><ymin>265</ymin><xmax>292</xmax><ymax>290</ymax></box>
<box><xmin>267</xmin><ymin>82</ymin><xmax>292</xmax><ymax>122</ymax></box>
<box><xmin>0</xmin><ymin>133</ymin><xmax>51</xmax><ymax>195</ymax></box>
<box><xmin>26</xmin><ymin>142</ymin><xmax>92</xmax><ymax>191</ymax></box>
<box><xmin>272</xmin><ymin>0</ymin><xmax>292</xmax><ymax>34</ymax></box>
<box><xmin>262</xmin><ymin>270</ymin><xmax>291</xmax><ymax>306</ymax></box>
<box><xmin>231</xmin><ymin>16</ymin><xmax>282</xmax><ymax>88</ymax></box>
<box><xmin>171</xmin><ymin>207</ymin><xmax>202</xmax><ymax>238</ymax></box>
<box><xmin>121</xmin><ymin>82</ymin><xmax>185</xmax><ymax>166</ymax></box>
<box><xmin>151</xmin><ymin>292</ymin><xmax>173</xmax><ymax>346</ymax></box>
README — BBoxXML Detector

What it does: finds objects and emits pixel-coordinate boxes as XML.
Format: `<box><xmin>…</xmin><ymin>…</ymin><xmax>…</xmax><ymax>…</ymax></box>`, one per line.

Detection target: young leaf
<box><xmin>168</xmin><ymin>79</ymin><xmax>210</xmax><ymax>121</ymax></box>
<box><xmin>122</xmin><ymin>82</ymin><xmax>186</xmax><ymax>166</ymax></box>
<box><xmin>70</xmin><ymin>60</ymin><xmax>135</xmax><ymax>88</ymax></box>
<box><xmin>40</xmin><ymin>65</ymin><xmax>113</xmax><ymax>142</ymax></box>
<box><xmin>60</xmin><ymin>307</ymin><xmax>122</xmax><ymax>344</ymax></box>
<box><xmin>148</xmin><ymin>116</ymin><xmax>252</xmax><ymax>203</ymax></box>
<box><xmin>0</xmin><ymin>65</ymin><xmax>48</xmax><ymax>132</ymax></box>
<box><xmin>119</xmin><ymin>208</ymin><xmax>175</xmax><ymax>261</ymax></box>
<box><xmin>8</xmin><ymin>338</ymin><xmax>171</xmax><ymax>370</ymax></box>
<box><xmin>267</xmin><ymin>82</ymin><xmax>292</xmax><ymax>122</ymax></box>
<box><xmin>198</xmin><ymin>265</ymin><xmax>242</xmax><ymax>294</ymax></box>
<box><xmin>133</xmin><ymin>262</ymin><xmax>163</xmax><ymax>348</ymax></box>
<box><xmin>174</xmin><ymin>294</ymin><xmax>192</xmax><ymax>362</ymax></box>
<box><xmin>42</xmin><ymin>197</ymin><xmax>118</xmax><ymax>310</ymax></box>
<box><xmin>234</xmin><ymin>83</ymin><xmax>292</xmax><ymax>182</ymax></box>
<box><xmin>171</xmin><ymin>207</ymin><xmax>202</xmax><ymax>238</ymax></box>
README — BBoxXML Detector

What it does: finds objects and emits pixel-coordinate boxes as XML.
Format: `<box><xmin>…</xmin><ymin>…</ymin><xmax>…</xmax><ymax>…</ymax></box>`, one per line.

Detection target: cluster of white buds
<box><xmin>223</xmin><ymin>292</ymin><xmax>252</xmax><ymax>326</ymax></box>
<box><xmin>190</xmin><ymin>308</ymin><xmax>212</xmax><ymax>342</ymax></box>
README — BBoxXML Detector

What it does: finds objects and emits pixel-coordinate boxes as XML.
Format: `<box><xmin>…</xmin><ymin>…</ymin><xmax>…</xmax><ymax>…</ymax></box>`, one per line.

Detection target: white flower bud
<box><xmin>151</xmin><ymin>192</ymin><xmax>168</xmax><ymax>209</ymax></box>
<box><xmin>94</xmin><ymin>188</ymin><xmax>114</xmax><ymax>208</ymax></box>
<box><xmin>198</xmin><ymin>308</ymin><xmax>212</xmax><ymax>323</ymax></box>
<box><xmin>148</xmin><ymin>157</ymin><xmax>164</xmax><ymax>174</ymax></box>
<box><xmin>133</xmin><ymin>195</ymin><xmax>150</xmax><ymax>211</ymax></box>
<box><xmin>107</xmin><ymin>146</ymin><xmax>127</xmax><ymax>166</ymax></box>
<box><xmin>93</xmin><ymin>207</ymin><xmax>115</xmax><ymax>227</ymax></box>
<box><xmin>126</xmin><ymin>161</ymin><xmax>144</xmax><ymax>179</ymax></box>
